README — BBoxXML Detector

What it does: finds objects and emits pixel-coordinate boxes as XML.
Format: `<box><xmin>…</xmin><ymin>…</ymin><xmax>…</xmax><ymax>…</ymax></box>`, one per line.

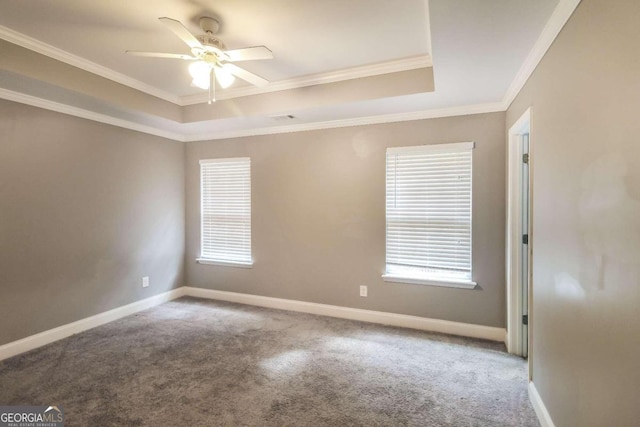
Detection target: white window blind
<box><xmin>199</xmin><ymin>157</ymin><xmax>252</xmax><ymax>266</ymax></box>
<box><xmin>385</xmin><ymin>142</ymin><xmax>474</xmax><ymax>285</ymax></box>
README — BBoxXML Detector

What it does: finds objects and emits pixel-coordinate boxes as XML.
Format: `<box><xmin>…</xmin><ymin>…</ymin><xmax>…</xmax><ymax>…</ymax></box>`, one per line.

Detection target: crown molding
<box><xmin>0</xmin><ymin>0</ymin><xmax>577</xmax><ymax>120</ymax></box>
<box><xmin>179</xmin><ymin>55</ymin><xmax>433</xmax><ymax>105</ymax></box>
<box><xmin>183</xmin><ymin>102</ymin><xmax>504</xmax><ymax>142</ymax></box>
<box><xmin>1</xmin><ymin>86</ymin><xmax>501</xmax><ymax>143</ymax></box>
<box><xmin>0</xmin><ymin>88</ymin><xmax>184</xmax><ymax>142</ymax></box>
<box><xmin>502</xmin><ymin>0</ymin><xmax>582</xmax><ymax>108</ymax></box>
<box><xmin>0</xmin><ymin>24</ymin><xmax>181</xmax><ymax>105</ymax></box>
<box><xmin>0</xmin><ymin>22</ymin><xmax>431</xmax><ymax>108</ymax></box>
<box><xmin>0</xmin><ymin>0</ymin><xmax>577</xmax><ymax>143</ymax></box>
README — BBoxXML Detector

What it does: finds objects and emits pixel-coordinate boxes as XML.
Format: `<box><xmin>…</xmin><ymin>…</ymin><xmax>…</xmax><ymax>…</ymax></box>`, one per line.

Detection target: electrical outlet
<box><xmin>360</xmin><ymin>285</ymin><xmax>368</xmax><ymax>297</ymax></box>
<box><xmin>142</xmin><ymin>276</ymin><xmax>149</xmax><ymax>288</ymax></box>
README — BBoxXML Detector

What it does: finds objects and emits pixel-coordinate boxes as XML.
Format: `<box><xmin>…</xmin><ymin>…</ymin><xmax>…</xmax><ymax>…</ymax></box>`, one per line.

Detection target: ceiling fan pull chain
<box><xmin>208</xmin><ymin>67</ymin><xmax>215</xmax><ymax>104</ymax></box>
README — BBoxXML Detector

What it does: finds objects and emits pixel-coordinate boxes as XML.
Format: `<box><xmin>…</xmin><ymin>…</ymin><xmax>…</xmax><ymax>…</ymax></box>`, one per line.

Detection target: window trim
<box><xmin>382</xmin><ymin>274</ymin><xmax>477</xmax><ymax>289</ymax></box>
<box><xmin>198</xmin><ymin>157</ymin><xmax>253</xmax><ymax>268</ymax></box>
<box><xmin>196</xmin><ymin>258</ymin><xmax>253</xmax><ymax>268</ymax></box>
<box><xmin>383</xmin><ymin>141</ymin><xmax>476</xmax><ymax>289</ymax></box>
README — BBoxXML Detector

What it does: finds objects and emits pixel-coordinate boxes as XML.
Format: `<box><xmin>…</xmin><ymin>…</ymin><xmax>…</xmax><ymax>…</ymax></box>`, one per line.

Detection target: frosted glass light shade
<box><xmin>189</xmin><ymin>61</ymin><xmax>211</xmax><ymax>89</ymax></box>
<box><xmin>214</xmin><ymin>66</ymin><xmax>236</xmax><ymax>88</ymax></box>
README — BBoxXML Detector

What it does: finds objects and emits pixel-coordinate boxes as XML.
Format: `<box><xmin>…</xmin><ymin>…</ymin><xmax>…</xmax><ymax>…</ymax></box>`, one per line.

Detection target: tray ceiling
<box><xmin>0</xmin><ymin>0</ymin><xmax>565</xmax><ymax>141</ymax></box>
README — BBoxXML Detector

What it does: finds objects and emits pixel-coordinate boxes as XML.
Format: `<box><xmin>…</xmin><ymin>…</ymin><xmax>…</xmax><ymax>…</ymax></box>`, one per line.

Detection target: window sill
<box><xmin>382</xmin><ymin>274</ymin><xmax>477</xmax><ymax>289</ymax></box>
<box><xmin>196</xmin><ymin>258</ymin><xmax>254</xmax><ymax>269</ymax></box>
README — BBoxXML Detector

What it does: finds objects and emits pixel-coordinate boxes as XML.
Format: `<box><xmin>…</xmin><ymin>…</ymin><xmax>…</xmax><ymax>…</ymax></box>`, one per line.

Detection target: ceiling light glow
<box><xmin>214</xmin><ymin>66</ymin><xmax>236</xmax><ymax>89</ymax></box>
<box><xmin>189</xmin><ymin>61</ymin><xmax>211</xmax><ymax>89</ymax></box>
<box><xmin>189</xmin><ymin>61</ymin><xmax>235</xmax><ymax>91</ymax></box>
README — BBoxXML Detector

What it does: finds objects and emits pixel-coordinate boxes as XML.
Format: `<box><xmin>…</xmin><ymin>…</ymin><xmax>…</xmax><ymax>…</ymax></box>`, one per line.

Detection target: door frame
<box><xmin>506</xmin><ymin>108</ymin><xmax>533</xmax><ymax>368</ymax></box>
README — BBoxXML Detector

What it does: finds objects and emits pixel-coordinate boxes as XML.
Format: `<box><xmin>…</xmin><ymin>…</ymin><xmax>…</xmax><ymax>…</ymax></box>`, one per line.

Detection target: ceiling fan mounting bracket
<box><xmin>199</xmin><ymin>17</ymin><xmax>220</xmax><ymax>34</ymax></box>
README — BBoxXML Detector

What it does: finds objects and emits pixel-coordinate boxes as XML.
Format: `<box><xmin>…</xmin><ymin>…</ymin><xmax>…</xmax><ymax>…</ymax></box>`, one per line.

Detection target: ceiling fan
<box><xmin>127</xmin><ymin>17</ymin><xmax>273</xmax><ymax>103</ymax></box>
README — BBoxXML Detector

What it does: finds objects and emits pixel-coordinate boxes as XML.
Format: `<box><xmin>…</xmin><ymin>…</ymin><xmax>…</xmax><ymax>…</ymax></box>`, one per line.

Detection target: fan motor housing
<box><xmin>197</xmin><ymin>35</ymin><xmax>226</xmax><ymax>51</ymax></box>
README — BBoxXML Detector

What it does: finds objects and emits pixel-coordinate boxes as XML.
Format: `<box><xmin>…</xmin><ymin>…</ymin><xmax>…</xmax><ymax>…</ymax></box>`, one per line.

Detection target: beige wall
<box><xmin>0</xmin><ymin>100</ymin><xmax>185</xmax><ymax>346</ymax></box>
<box><xmin>186</xmin><ymin>113</ymin><xmax>507</xmax><ymax>327</ymax></box>
<box><xmin>506</xmin><ymin>0</ymin><xmax>640</xmax><ymax>425</ymax></box>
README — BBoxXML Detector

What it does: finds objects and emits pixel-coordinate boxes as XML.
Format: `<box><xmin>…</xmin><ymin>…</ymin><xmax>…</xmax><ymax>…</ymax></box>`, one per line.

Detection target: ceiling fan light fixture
<box><xmin>214</xmin><ymin>66</ymin><xmax>236</xmax><ymax>89</ymax></box>
<box><xmin>127</xmin><ymin>16</ymin><xmax>271</xmax><ymax>99</ymax></box>
<box><xmin>189</xmin><ymin>60</ymin><xmax>213</xmax><ymax>89</ymax></box>
<box><xmin>189</xmin><ymin>61</ymin><xmax>210</xmax><ymax>80</ymax></box>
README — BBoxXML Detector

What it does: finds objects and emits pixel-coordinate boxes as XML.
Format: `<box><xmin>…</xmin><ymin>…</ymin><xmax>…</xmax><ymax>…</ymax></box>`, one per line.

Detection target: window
<box><xmin>197</xmin><ymin>157</ymin><xmax>252</xmax><ymax>267</ymax></box>
<box><xmin>383</xmin><ymin>142</ymin><xmax>475</xmax><ymax>288</ymax></box>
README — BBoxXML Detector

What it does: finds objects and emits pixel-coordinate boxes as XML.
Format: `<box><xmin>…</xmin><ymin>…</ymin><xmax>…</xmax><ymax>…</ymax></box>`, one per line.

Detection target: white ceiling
<box><xmin>176</xmin><ymin>0</ymin><xmax>560</xmax><ymax>137</ymax></box>
<box><xmin>0</xmin><ymin>0</ymin><xmax>431</xmax><ymax>96</ymax></box>
<box><xmin>0</xmin><ymin>0</ymin><xmax>562</xmax><ymax>140</ymax></box>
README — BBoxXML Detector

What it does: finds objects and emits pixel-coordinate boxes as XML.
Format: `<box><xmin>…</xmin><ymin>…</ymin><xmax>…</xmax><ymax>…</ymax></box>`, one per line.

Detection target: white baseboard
<box><xmin>529</xmin><ymin>381</ymin><xmax>556</xmax><ymax>427</ymax></box>
<box><xmin>0</xmin><ymin>288</ymin><xmax>186</xmax><ymax>361</ymax></box>
<box><xmin>0</xmin><ymin>286</ymin><xmax>507</xmax><ymax>361</ymax></box>
<box><xmin>183</xmin><ymin>287</ymin><xmax>506</xmax><ymax>342</ymax></box>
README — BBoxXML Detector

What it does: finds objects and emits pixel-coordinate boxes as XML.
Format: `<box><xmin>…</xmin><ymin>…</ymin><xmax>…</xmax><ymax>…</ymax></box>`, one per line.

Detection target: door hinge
<box><xmin>522</xmin><ymin>315</ymin><xmax>528</xmax><ymax>325</ymax></box>
<box><xmin>523</xmin><ymin>153</ymin><xmax>529</xmax><ymax>164</ymax></box>
<box><xmin>522</xmin><ymin>234</ymin><xmax>529</xmax><ymax>245</ymax></box>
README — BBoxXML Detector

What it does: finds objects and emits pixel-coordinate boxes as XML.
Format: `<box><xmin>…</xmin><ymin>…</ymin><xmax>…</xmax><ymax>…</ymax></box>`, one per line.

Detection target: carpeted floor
<box><xmin>0</xmin><ymin>297</ymin><xmax>539</xmax><ymax>426</ymax></box>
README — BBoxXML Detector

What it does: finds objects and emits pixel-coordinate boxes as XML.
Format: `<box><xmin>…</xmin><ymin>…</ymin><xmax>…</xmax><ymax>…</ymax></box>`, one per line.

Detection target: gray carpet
<box><xmin>0</xmin><ymin>297</ymin><xmax>538</xmax><ymax>426</ymax></box>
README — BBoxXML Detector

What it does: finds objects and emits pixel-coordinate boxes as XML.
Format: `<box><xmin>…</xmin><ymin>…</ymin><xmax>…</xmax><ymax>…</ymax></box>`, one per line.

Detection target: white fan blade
<box><xmin>158</xmin><ymin>17</ymin><xmax>204</xmax><ymax>50</ymax></box>
<box><xmin>126</xmin><ymin>51</ymin><xmax>196</xmax><ymax>60</ymax></box>
<box><xmin>223</xmin><ymin>63</ymin><xmax>269</xmax><ymax>87</ymax></box>
<box><xmin>224</xmin><ymin>46</ymin><xmax>273</xmax><ymax>62</ymax></box>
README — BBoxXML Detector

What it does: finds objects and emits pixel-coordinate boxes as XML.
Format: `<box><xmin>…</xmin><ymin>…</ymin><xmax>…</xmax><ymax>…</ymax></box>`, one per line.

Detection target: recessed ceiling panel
<box><xmin>0</xmin><ymin>0</ymin><xmax>430</xmax><ymax>97</ymax></box>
